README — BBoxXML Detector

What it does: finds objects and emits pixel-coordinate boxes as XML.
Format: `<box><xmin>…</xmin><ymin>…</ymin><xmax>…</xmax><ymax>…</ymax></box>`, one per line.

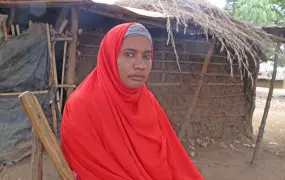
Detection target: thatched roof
<box><xmin>117</xmin><ymin>0</ymin><xmax>277</xmax><ymax>78</ymax></box>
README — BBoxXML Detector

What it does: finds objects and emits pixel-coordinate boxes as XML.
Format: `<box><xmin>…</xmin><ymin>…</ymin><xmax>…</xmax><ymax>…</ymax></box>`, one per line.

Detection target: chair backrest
<box><xmin>18</xmin><ymin>91</ymin><xmax>74</xmax><ymax>180</ymax></box>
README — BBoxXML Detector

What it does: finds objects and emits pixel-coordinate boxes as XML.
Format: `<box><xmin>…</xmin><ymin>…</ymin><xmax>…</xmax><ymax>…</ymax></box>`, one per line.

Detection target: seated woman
<box><xmin>60</xmin><ymin>22</ymin><xmax>204</xmax><ymax>180</ymax></box>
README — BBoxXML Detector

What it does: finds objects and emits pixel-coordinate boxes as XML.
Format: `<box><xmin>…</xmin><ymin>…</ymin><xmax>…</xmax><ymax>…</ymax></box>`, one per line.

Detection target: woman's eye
<box><xmin>125</xmin><ymin>52</ymin><xmax>134</xmax><ymax>57</ymax></box>
<box><xmin>144</xmin><ymin>54</ymin><xmax>151</xmax><ymax>60</ymax></box>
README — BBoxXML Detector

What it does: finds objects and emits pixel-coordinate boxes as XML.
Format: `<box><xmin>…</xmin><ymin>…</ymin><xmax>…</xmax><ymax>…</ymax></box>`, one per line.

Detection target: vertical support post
<box><xmin>2</xmin><ymin>19</ymin><xmax>7</xmax><ymax>40</ymax></box>
<box><xmin>60</xmin><ymin>40</ymin><xmax>68</xmax><ymax>109</ymax></box>
<box><xmin>66</xmin><ymin>8</ymin><xmax>79</xmax><ymax>97</ymax></box>
<box><xmin>11</xmin><ymin>24</ymin><xmax>15</xmax><ymax>36</ymax></box>
<box><xmin>46</xmin><ymin>23</ymin><xmax>58</xmax><ymax>134</ymax></box>
<box><xmin>250</xmin><ymin>40</ymin><xmax>282</xmax><ymax>165</ymax></box>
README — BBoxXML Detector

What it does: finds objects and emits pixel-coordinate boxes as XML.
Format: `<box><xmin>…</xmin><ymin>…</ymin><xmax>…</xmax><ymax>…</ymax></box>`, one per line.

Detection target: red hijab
<box><xmin>60</xmin><ymin>22</ymin><xmax>204</xmax><ymax>180</ymax></box>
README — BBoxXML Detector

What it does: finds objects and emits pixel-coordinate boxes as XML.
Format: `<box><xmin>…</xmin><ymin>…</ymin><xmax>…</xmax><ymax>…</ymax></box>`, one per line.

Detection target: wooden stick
<box><xmin>52</xmin><ymin>43</ymin><xmax>62</xmax><ymax>114</ymax></box>
<box><xmin>214</xmin><ymin>114</ymin><xmax>246</xmax><ymax>117</ymax></box>
<box><xmin>200</xmin><ymin>93</ymin><xmax>252</xmax><ymax>98</ymax></box>
<box><xmin>18</xmin><ymin>92</ymin><xmax>75</xmax><ymax>180</ymax></box>
<box><xmin>31</xmin><ymin>128</ymin><xmax>44</xmax><ymax>180</ymax></box>
<box><xmin>16</xmin><ymin>24</ymin><xmax>20</xmax><ymax>36</ymax></box>
<box><xmin>57</xmin><ymin>84</ymin><xmax>76</xmax><ymax>88</ymax></box>
<box><xmin>55</xmin><ymin>36</ymin><xmax>72</xmax><ymax>41</ymax></box>
<box><xmin>58</xmin><ymin>19</ymin><xmax>69</xmax><ymax>34</ymax></box>
<box><xmin>46</xmin><ymin>24</ymin><xmax>57</xmax><ymax>134</ymax></box>
<box><xmin>60</xmin><ymin>40</ymin><xmax>68</xmax><ymax>109</ymax></box>
<box><xmin>179</xmin><ymin>36</ymin><xmax>217</xmax><ymax>140</ymax></box>
<box><xmin>11</xmin><ymin>24</ymin><xmax>15</xmax><ymax>36</ymax></box>
<box><xmin>66</xmin><ymin>8</ymin><xmax>78</xmax><ymax>97</ymax></box>
<box><xmin>55</xmin><ymin>8</ymin><xmax>69</xmax><ymax>32</ymax></box>
<box><xmin>51</xmin><ymin>102</ymin><xmax>57</xmax><ymax>134</ymax></box>
<box><xmin>146</xmin><ymin>82</ymin><xmax>180</xmax><ymax>86</ymax></box>
<box><xmin>195</xmin><ymin>103</ymin><xmax>246</xmax><ymax>107</ymax></box>
<box><xmin>29</xmin><ymin>20</ymin><xmax>33</xmax><ymax>27</ymax></box>
<box><xmin>190</xmin><ymin>83</ymin><xmax>243</xmax><ymax>86</ymax></box>
<box><xmin>2</xmin><ymin>20</ymin><xmax>8</xmax><ymax>40</ymax></box>
<box><xmin>0</xmin><ymin>90</ymin><xmax>48</xmax><ymax>96</ymax></box>
<box><xmin>250</xmin><ymin>41</ymin><xmax>282</xmax><ymax>165</ymax></box>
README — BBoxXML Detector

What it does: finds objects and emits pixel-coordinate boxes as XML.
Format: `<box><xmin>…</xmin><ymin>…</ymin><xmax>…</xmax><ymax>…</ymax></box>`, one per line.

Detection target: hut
<box><xmin>0</xmin><ymin>0</ymin><xmax>276</xmax><ymax>164</ymax></box>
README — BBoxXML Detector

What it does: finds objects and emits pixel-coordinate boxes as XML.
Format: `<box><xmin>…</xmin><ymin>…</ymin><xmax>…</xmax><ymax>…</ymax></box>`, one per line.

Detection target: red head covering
<box><xmin>60</xmin><ymin>23</ymin><xmax>204</xmax><ymax>180</ymax></box>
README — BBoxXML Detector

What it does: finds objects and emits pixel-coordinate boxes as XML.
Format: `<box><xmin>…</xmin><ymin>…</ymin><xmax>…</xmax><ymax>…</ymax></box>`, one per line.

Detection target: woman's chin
<box><xmin>124</xmin><ymin>81</ymin><xmax>145</xmax><ymax>89</ymax></box>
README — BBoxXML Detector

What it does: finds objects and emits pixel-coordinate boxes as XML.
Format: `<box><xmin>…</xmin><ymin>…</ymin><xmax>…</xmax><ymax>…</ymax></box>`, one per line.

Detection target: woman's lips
<box><xmin>128</xmin><ymin>75</ymin><xmax>146</xmax><ymax>82</ymax></box>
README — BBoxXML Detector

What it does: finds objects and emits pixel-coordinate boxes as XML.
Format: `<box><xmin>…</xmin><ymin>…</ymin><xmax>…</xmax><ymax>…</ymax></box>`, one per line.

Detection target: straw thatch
<box><xmin>117</xmin><ymin>0</ymin><xmax>275</xmax><ymax>79</ymax></box>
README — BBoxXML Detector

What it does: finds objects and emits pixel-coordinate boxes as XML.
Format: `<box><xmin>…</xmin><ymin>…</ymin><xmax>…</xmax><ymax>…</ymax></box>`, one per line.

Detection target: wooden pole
<box><xmin>52</xmin><ymin>43</ymin><xmax>62</xmax><ymax>113</ymax></box>
<box><xmin>29</xmin><ymin>20</ymin><xmax>33</xmax><ymax>27</ymax></box>
<box><xmin>16</xmin><ymin>24</ymin><xmax>20</xmax><ymax>36</ymax></box>
<box><xmin>31</xmin><ymin>129</ymin><xmax>44</xmax><ymax>180</ymax></box>
<box><xmin>178</xmin><ymin>36</ymin><xmax>217</xmax><ymax>140</ymax></box>
<box><xmin>11</xmin><ymin>24</ymin><xmax>15</xmax><ymax>36</ymax></box>
<box><xmin>2</xmin><ymin>19</ymin><xmax>8</xmax><ymax>41</ymax></box>
<box><xmin>60</xmin><ymin>40</ymin><xmax>68</xmax><ymax>109</ymax></box>
<box><xmin>46</xmin><ymin>23</ymin><xmax>58</xmax><ymax>134</ymax></box>
<box><xmin>55</xmin><ymin>8</ymin><xmax>69</xmax><ymax>32</ymax></box>
<box><xmin>0</xmin><ymin>90</ymin><xmax>48</xmax><ymax>96</ymax></box>
<box><xmin>66</xmin><ymin>8</ymin><xmax>78</xmax><ymax>97</ymax></box>
<box><xmin>18</xmin><ymin>92</ymin><xmax>74</xmax><ymax>180</ymax></box>
<box><xmin>58</xmin><ymin>19</ymin><xmax>68</xmax><ymax>34</ymax></box>
<box><xmin>250</xmin><ymin>41</ymin><xmax>281</xmax><ymax>165</ymax></box>
<box><xmin>55</xmin><ymin>36</ymin><xmax>72</xmax><ymax>41</ymax></box>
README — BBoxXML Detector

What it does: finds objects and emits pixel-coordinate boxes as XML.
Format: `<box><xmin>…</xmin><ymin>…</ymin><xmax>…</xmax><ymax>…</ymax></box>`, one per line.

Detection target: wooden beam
<box><xmin>178</xmin><ymin>36</ymin><xmax>217</xmax><ymax>140</ymax></box>
<box><xmin>16</xmin><ymin>24</ymin><xmax>20</xmax><ymax>36</ymax></box>
<box><xmin>31</xmin><ymin>129</ymin><xmax>44</xmax><ymax>180</ymax></box>
<box><xmin>0</xmin><ymin>90</ymin><xmax>48</xmax><ymax>96</ymax></box>
<box><xmin>58</xmin><ymin>19</ymin><xmax>69</xmax><ymax>34</ymax></box>
<box><xmin>190</xmin><ymin>83</ymin><xmax>243</xmax><ymax>86</ymax></box>
<box><xmin>11</xmin><ymin>24</ymin><xmax>15</xmax><ymax>36</ymax></box>
<box><xmin>60</xmin><ymin>40</ymin><xmax>68</xmax><ymax>109</ymax></box>
<box><xmin>29</xmin><ymin>20</ymin><xmax>33</xmax><ymax>27</ymax></box>
<box><xmin>18</xmin><ymin>92</ymin><xmax>75</xmax><ymax>180</ymax></box>
<box><xmin>66</xmin><ymin>8</ymin><xmax>79</xmax><ymax>97</ymax></box>
<box><xmin>2</xmin><ymin>19</ymin><xmax>8</xmax><ymax>41</ymax></box>
<box><xmin>46</xmin><ymin>24</ymin><xmax>58</xmax><ymax>134</ymax></box>
<box><xmin>52</xmin><ymin>43</ymin><xmax>62</xmax><ymax>114</ymax></box>
<box><xmin>55</xmin><ymin>36</ymin><xmax>72</xmax><ymax>41</ymax></box>
<box><xmin>55</xmin><ymin>8</ymin><xmax>69</xmax><ymax>32</ymax></box>
<box><xmin>147</xmin><ymin>82</ymin><xmax>181</xmax><ymax>86</ymax></box>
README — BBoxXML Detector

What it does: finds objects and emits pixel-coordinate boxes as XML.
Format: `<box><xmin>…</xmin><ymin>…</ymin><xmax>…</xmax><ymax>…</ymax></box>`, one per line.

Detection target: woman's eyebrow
<box><xmin>144</xmin><ymin>50</ymin><xmax>152</xmax><ymax>53</ymax></box>
<box><xmin>123</xmin><ymin>48</ymin><xmax>137</xmax><ymax>52</ymax></box>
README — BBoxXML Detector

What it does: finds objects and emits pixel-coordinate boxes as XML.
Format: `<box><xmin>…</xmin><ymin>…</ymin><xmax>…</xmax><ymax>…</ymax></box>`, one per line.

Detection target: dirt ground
<box><xmin>1</xmin><ymin>87</ymin><xmax>284</xmax><ymax>180</ymax></box>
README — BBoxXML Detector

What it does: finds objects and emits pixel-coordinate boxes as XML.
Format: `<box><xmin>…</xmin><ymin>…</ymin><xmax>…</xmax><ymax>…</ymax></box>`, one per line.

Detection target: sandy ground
<box><xmin>1</xmin><ymin>87</ymin><xmax>285</xmax><ymax>180</ymax></box>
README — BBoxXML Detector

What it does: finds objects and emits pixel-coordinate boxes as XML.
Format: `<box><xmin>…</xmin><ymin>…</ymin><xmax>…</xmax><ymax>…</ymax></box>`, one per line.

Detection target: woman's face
<box><xmin>117</xmin><ymin>35</ymin><xmax>152</xmax><ymax>89</ymax></box>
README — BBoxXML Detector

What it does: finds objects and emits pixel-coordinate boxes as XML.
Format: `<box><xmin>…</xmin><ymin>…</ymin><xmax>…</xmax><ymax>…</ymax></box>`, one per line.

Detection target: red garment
<box><xmin>60</xmin><ymin>22</ymin><xmax>204</xmax><ymax>180</ymax></box>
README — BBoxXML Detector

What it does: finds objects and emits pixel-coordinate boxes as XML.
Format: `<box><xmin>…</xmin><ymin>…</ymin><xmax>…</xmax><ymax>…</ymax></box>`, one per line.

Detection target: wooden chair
<box><xmin>18</xmin><ymin>91</ymin><xmax>74</xmax><ymax>180</ymax></box>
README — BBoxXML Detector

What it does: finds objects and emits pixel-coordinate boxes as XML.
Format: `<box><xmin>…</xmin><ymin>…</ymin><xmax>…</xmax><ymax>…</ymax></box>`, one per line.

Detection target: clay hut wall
<box><xmin>76</xmin><ymin>11</ymin><xmax>252</xmax><ymax>139</ymax></box>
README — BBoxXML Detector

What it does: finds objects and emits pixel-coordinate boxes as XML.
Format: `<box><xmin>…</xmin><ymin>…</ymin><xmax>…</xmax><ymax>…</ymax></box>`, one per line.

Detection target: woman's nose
<box><xmin>133</xmin><ymin>57</ymin><xmax>146</xmax><ymax>70</ymax></box>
